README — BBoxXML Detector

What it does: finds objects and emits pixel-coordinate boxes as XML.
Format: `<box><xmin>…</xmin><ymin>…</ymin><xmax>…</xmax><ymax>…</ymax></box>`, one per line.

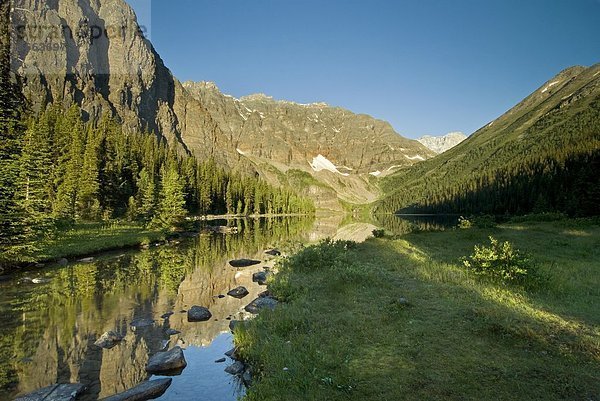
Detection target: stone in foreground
<box><xmin>187</xmin><ymin>306</ymin><xmax>212</xmax><ymax>322</ymax></box>
<box><xmin>146</xmin><ymin>347</ymin><xmax>187</xmax><ymax>374</ymax></box>
<box><xmin>15</xmin><ymin>383</ymin><xmax>86</xmax><ymax>401</ymax></box>
<box><xmin>244</xmin><ymin>296</ymin><xmax>278</xmax><ymax>314</ymax></box>
<box><xmin>94</xmin><ymin>331</ymin><xmax>124</xmax><ymax>349</ymax></box>
<box><xmin>265</xmin><ymin>249</ymin><xmax>281</xmax><ymax>256</ymax></box>
<box><xmin>252</xmin><ymin>271</ymin><xmax>271</xmax><ymax>285</ymax></box>
<box><xmin>229</xmin><ymin>259</ymin><xmax>261</xmax><ymax>268</ymax></box>
<box><xmin>227</xmin><ymin>286</ymin><xmax>249</xmax><ymax>299</ymax></box>
<box><xmin>101</xmin><ymin>378</ymin><xmax>172</xmax><ymax>401</ymax></box>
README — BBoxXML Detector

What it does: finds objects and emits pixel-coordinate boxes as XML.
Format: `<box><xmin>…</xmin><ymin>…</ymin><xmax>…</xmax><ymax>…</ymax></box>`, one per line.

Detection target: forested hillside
<box><xmin>376</xmin><ymin>64</ymin><xmax>600</xmax><ymax>216</ymax></box>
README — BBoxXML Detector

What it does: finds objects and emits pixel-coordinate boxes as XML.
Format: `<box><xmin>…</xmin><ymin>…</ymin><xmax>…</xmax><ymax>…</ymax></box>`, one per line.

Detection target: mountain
<box><xmin>417</xmin><ymin>132</ymin><xmax>467</xmax><ymax>154</ymax></box>
<box><xmin>377</xmin><ymin>64</ymin><xmax>600</xmax><ymax>216</ymax></box>
<box><xmin>10</xmin><ymin>0</ymin><xmax>433</xmax><ymax>211</ymax></box>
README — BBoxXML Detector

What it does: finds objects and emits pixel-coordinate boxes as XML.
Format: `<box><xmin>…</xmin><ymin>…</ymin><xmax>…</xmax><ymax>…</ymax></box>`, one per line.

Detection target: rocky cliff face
<box><xmin>417</xmin><ymin>132</ymin><xmax>467</xmax><ymax>154</ymax></box>
<box><xmin>11</xmin><ymin>0</ymin><xmax>434</xmax><ymax>208</ymax></box>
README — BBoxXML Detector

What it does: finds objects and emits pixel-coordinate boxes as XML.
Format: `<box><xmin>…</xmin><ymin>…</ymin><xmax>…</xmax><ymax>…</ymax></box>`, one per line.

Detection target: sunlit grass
<box><xmin>235</xmin><ymin>219</ymin><xmax>600</xmax><ymax>400</ymax></box>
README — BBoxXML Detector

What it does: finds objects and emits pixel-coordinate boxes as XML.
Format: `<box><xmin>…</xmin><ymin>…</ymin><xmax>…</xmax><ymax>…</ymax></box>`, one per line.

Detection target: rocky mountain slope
<box><xmin>417</xmin><ymin>132</ymin><xmax>467</xmax><ymax>153</ymax></box>
<box><xmin>10</xmin><ymin>0</ymin><xmax>433</xmax><ymax>210</ymax></box>
<box><xmin>378</xmin><ymin>63</ymin><xmax>600</xmax><ymax>214</ymax></box>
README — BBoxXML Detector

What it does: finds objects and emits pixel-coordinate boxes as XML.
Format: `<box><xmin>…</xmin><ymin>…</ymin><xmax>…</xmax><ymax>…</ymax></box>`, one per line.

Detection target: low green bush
<box><xmin>462</xmin><ymin>236</ymin><xmax>540</xmax><ymax>286</ymax></box>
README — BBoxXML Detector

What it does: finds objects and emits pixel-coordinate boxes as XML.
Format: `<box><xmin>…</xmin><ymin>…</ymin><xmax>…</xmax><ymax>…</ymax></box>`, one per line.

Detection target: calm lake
<box><xmin>0</xmin><ymin>214</ymin><xmax>454</xmax><ymax>400</ymax></box>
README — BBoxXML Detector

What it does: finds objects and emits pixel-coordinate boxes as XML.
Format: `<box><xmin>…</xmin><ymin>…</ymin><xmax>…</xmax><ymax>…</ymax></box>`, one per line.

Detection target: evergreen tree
<box><xmin>153</xmin><ymin>164</ymin><xmax>187</xmax><ymax>228</ymax></box>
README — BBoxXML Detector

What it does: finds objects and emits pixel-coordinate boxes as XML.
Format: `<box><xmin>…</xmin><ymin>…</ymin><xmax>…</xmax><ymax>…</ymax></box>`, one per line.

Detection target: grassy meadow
<box><xmin>234</xmin><ymin>219</ymin><xmax>600</xmax><ymax>400</ymax></box>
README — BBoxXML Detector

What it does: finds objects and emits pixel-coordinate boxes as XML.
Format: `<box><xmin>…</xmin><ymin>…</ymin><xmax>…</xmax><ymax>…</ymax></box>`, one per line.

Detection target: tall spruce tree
<box><xmin>153</xmin><ymin>163</ymin><xmax>187</xmax><ymax>228</ymax></box>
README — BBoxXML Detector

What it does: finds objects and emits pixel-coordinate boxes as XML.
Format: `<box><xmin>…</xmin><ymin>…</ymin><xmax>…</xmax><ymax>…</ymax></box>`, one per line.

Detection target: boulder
<box><xmin>146</xmin><ymin>347</ymin><xmax>187</xmax><ymax>374</ymax></box>
<box><xmin>187</xmin><ymin>306</ymin><xmax>212</xmax><ymax>322</ymax></box>
<box><xmin>14</xmin><ymin>383</ymin><xmax>86</xmax><ymax>401</ymax></box>
<box><xmin>227</xmin><ymin>286</ymin><xmax>249</xmax><ymax>299</ymax></box>
<box><xmin>94</xmin><ymin>331</ymin><xmax>123</xmax><ymax>349</ymax></box>
<box><xmin>100</xmin><ymin>378</ymin><xmax>172</xmax><ymax>401</ymax></box>
<box><xmin>229</xmin><ymin>259</ymin><xmax>261</xmax><ymax>268</ymax></box>
<box><xmin>244</xmin><ymin>297</ymin><xmax>278</xmax><ymax>314</ymax></box>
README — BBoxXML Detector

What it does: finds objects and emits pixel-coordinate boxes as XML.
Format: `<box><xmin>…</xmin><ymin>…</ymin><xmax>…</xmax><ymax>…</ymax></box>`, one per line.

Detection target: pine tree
<box><xmin>153</xmin><ymin>164</ymin><xmax>187</xmax><ymax>228</ymax></box>
<box><xmin>136</xmin><ymin>167</ymin><xmax>157</xmax><ymax>223</ymax></box>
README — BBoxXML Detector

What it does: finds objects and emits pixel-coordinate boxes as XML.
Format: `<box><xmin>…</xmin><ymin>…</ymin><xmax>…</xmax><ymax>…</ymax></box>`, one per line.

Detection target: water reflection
<box><xmin>0</xmin><ymin>217</ymin><xmax>315</xmax><ymax>401</ymax></box>
<box><xmin>373</xmin><ymin>214</ymin><xmax>460</xmax><ymax>235</ymax></box>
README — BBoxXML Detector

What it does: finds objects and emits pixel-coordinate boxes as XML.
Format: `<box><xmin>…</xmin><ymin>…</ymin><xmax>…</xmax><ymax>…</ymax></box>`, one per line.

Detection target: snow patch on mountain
<box><xmin>310</xmin><ymin>155</ymin><xmax>349</xmax><ymax>176</ymax></box>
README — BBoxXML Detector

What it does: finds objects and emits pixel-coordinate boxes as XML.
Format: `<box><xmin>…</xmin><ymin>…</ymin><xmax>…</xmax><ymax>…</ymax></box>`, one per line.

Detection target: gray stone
<box><xmin>214</xmin><ymin>358</ymin><xmax>226</xmax><ymax>363</ymax></box>
<box><xmin>229</xmin><ymin>259</ymin><xmax>261</xmax><ymax>268</ymax></box>
<box><xmin>227</xmin><ymin>286</ymin><xmax>249</xmax><ymax>299</ymax></box>
<box><xmin>242</xmin><ymin>368</ymin><xmax>253</xmax><ymax>386</ymax></box>
<box><xmin>94</xmin><ymin>331</ymin><xmax>124</xmax><ymax>349</ymax></box>
<box><xmin>265</xmin><ymin>249</ymin><xmax>281</xmax><ymax>256</ymax></box>
<box><xmin>130</xmin><ymin>319</ymin><xmax>155</xmax><ymax>330</ymax></box>
<box><xmin>245</xmin><ymin>297</ymin><xmax>278</xmax><ymax>314</ymax></box>
<box><xmin>146</xmin><ymin>347</ymin><xmax>187</xmax><ymax>374</ymax></box>
<box><xmin>224</xmin><ymin>361</ymin><xmax>245</xmax><ymax>375</ymax></box>
<box><xmin>14</xmin><ymin>383</ymin><xmax>86</xmax><ymax>401</ymax></box>
<box><xmin>100</xmin><ymin>378</ymin><xmax>172</xmax><ymax>401</ymax></box>
<box><xmin>187</xmin><ymin>306</ymin><xmax>212</xmax><ymax>322</ymax></box>
<box><xmin>252</xmin><ymin>271</ymin><xmax>271</xmax><ymax>285</ymax></box>
<box><xmin>228</xmin><ymin>320</ymin><xmax>247</xmax><ymax>332</ymax></box>
<box><xmin>31</xmin><ymin>277</ymin><xmax>51</xmax><ymax>284</ymax></box>
<box><xmin>78</xmin><ymin>257</ymin><xmax>94</xmax><ymax>263</ymax></box>
<box><xmin>161</xmin><ymin>312</ymin><xmax>174</xmax><ymax>319</ymax></box>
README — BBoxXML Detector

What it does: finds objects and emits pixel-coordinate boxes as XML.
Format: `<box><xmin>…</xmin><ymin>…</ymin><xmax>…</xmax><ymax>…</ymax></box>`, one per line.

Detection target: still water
<box><xmin>0</xmin><ymin>217</ymin><xmax>316</xmax><ymax>401</ymax></box>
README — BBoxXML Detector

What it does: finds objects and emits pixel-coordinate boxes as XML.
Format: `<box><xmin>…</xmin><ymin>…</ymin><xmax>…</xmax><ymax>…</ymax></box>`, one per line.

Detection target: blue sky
<box><xmin>129</xmin><ymin>0</ymin><xmax>600</xmax><ymax>139</ymax></box>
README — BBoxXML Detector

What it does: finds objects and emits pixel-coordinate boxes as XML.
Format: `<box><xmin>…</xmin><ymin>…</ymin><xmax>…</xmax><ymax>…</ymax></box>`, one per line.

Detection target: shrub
<box><xmin>462</xmin><ymin>236</ymin><xmax>538</xmax><ymax>285</ymax></box>
<box><xmin>372</xmin><ymin>229</ymin><xmax>386</xmax><ymax>238</ymax></box>
<box><xmin>458</xmin><ymin>216</ymin><xmax>473</xmax><ymax>229</ymax></box>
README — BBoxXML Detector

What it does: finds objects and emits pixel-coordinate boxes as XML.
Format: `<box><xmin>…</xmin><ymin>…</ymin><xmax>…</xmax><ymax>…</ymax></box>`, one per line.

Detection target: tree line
<box><xmin>375</xmin><ymin>97</ymin><xmax>600</xmax><ymax>216</ymax></box>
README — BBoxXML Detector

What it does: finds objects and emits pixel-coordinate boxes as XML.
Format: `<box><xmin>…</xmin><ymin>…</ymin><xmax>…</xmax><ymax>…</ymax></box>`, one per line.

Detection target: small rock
<box><xmin>32</xmin><ymin>277</ymin><xmax>51</xmax><ymax>284</ymax></box>
<box><xmin>101</xmin><ymin>378</ymin><xmax>172</xmax><ymax>401</ymax></box>
<box><xmin>14</xmin><ymin>383</ymin><xmax>86</xmax><ymax>401</ymax></box>
<box><xmin>252</xmin><ymin>271</ymin><xmax>271</xmax><ymax>285</ymax></box>
<box><xmin>214</xmin><ymin>357</ymin><xmax>226</xmax><ymax>363</ymax></box>
<box><xmin>146</xmin><ymin>346</ymin><xmax>187</xmax><ymax>374</ymax></box>
<box><xmin>283</xmin><ymin>367</ymin><xmax>289</xmax><ymax>372</ymax></box>
<box><xmin>224</xmin><ymin>361</ymin><xmax>245</xmax><ymax>375</ymax></box>
<box><xmin>398</xmin><ymin>297</ymin><xmax>410</xmax><ymax>306</ymax></box>
<box><xmin>94</xmin><ymin>331</ymin><xmax>123</xmax><ymax>349</ymax></box>
<box><xmin>217</xmin><ymin>294</ymin><xmax>225</xmax><ymax>299</ymax></box>
<box><xmin>78</xmin><ymin>257</ymin><xmax>94</xmax><ymax>263</ymax></box>
<box><xmin>130</xmin><ymin>318</ymin><xmax>155</xmax><ymax>330</ymax></box>
<box><xmin>161</xmin><ymin>312</ymin><xmax>174</xmax><ymax>319</ymax></box>
<box><xmin>265</xmin><ymin>249</ymin><xmax>281</xmax><ymax>256</ymax></box>
<box><xmin>258</xmin><ymin>290</ymin><xmax>272</xmax><ymax>298</ymax></box>
<box><xmin>229</xmin><ymin>259</ymin><xmax>261</xmax><ymax>268</ymax></box>
<box><xmin>165</xmin><ymin>328</ymin><xmax>180</xmax><ymax>336</ymax></box>
<box><xmin>225</xmin><ymin>348</ymin><xmax>237</xmax><ymax>358</ymax></box>
<box><xmin>227</xmin><ymin>286</ymin><xmax>249</xmax><ymax>299</ymax></box>
<box><xmin>187</xmin><ymin>306</ymin><xmax>212</xmax><ymax>322</ymax></box>
<box><xmin>56</xmin><ymin>258</ymin><xmax>69</xmax><ymax>266</ymax></box>
<box><xmin>244</xmin><ymin>296</ymin><xmax>278</xmax><ymax>314</ymax></box>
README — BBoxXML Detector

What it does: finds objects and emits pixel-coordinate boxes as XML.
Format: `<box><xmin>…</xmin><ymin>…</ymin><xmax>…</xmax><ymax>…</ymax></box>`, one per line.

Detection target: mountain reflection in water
<box><xmin>0</xmin><ymin>217</ymin><xmax>317</xmax><ymax>401</ymax></box>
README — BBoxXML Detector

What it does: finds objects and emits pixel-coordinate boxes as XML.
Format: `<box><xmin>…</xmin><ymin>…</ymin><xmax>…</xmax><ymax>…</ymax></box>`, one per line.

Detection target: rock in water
<box><xmin>252</xmin><ymin>271</ymin><xmax>271</xmax><ymax>285</ymax></box>
<box><xmin>146</xmin><ymin>347</ymin><xmax>187</xmax><ymax>374</ymax></box>
<box><xmin>100</xmin><ymin>378</ymin><xmax>172</xmax><ymax>401</ymax></box>
<box><xmin>244</xmin><ymin>297</ymin><xmax>279</xmax><ymax>314</ymax></box>
<box><xmin>94</xmin><ymin>331</ymin><xmax>124</xmax><ymax>349</ymax></box>
<box><xmin>265</xmin><ymin>249</ymin><xmax>281</xmax><ymax>256</ymax></box>
<box><xmin>224</xmin><ymin>361</ymin><xmax>245</xmax><ymax>375</ymax></box>
<box><xmin>229</xmin><ymin>259</ymin><xmax>261</xmax><ymax>268</ymax></box>
<box><xmin>227</xmin><ymin>286</ymin><xmax>249</xmax><ymax>299</ymax></box>
<box><xmin>187</xmin><ymin>306</ymin><xmax>212</xmax><ymax>322</ymax></box>
<box><xmin>14</xmin><ymin>383</ymin><xmax>86</xmax><ymax>401</ymax></box>
<box><xmin>165</xmin><ymin>328</ymin><xmax>181</xmax><ymax>336</ymax></box>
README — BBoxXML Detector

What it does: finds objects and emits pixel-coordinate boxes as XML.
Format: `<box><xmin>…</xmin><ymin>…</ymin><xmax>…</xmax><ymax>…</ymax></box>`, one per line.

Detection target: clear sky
<box><xmin>129</xmin><ymin>0</ymin><xmax>600</xmax><ymax>139</ymax></box>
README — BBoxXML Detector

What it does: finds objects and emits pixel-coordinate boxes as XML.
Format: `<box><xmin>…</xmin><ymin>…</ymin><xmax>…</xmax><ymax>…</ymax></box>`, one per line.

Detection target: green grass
<box><xmin>234</xmin><ymin>220</ymin><xmax>600</xmax><ymax>401</ymax></box>
<box><xmin>32</xmin><ymin>222</ymin><xmax>166</xmax><ymax>262</ymax></box>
